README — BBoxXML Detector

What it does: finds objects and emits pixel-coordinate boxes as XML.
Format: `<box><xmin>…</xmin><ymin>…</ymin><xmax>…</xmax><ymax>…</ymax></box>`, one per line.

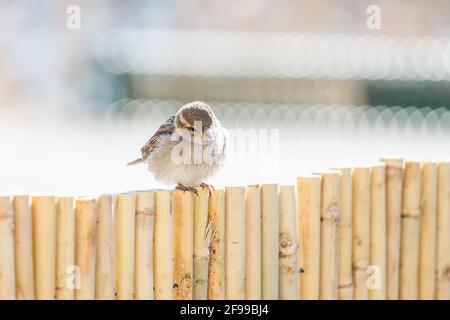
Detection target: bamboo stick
<box><xmin>0</xmin><ymin>196</ymin><xmax>16</xmax><ymax>299</ymax></box>
<box><xmin>436</xmin><ymin>162</ymin><xmax>450</xmax><ymax>300</ymax></box>
<box><xmin>319</xmin><ymin>172</ymin><xmax>341</xmax><ymax>300</ymax></box>
<box><xmin>95</xmin><ymin>195</ymin><xmax>115</xmax><ymax>300</ymax></box>
<box><xmin>419</xmin><ymin>163</ymin><xmax>437</xmax><ymax>300</ymax></box>
<box><xmin>399</xmin><ymin>161</ymin><xmax>421</xmax><ymax>300</ymax></box>
<box><xmin>352</xmin><ymin>167</ymin><xmax>370</xmax><ymax>300</ymax></box>
<box><xmin>153</xmin><ymin>191</ymin><xmax>173</xmax><ymax>300</ymax></box>
<box><xmin>32</xmin><ymin>196</ymin><xmax>56</xmax><ymax>300</ymax></box>
<box><xmin>381</xmin><ymin>157</ymin><xmax>404</xmax><ymax>300</ymax></box>
<box><xmin>193</xmin><ymin>187</ymin><xmax>213</xmax><ymax>300</ymax></box>
<box><xmin>134</xmin><ymin>192</ymin><xmax>155</xmax><ymax>300</ymax></box>
<box><xmin>369</xmin><ymin>164</ymin><xmax>387</xmax><ymax>300</ymax></box>
<box><xmin>261</xmin><ymin>184</ymin><xmax>280</xmax><ymax>300</ymax></box>
<box><xmin>245</xmin><ymin>185</ymin><xmax>261</xmax><ymax>300</ymax></box>
<box><xmin>114</xmin><ymin>193</ymin><xmax>136</xmax><ymax>300</ymax></box>
<box><xmin>335</xmin><ymin>168</ymin><xmax>353</xmax><ymax>300</ymax></box>
<box><xmin>207</xmin><ymin>189</ymin><xmax>225</xmax><ymax>300</ymax></box>
<box><xmin>279</xmin><ymin>185</ymin><xmax>298</xmax><ymax>300</ymax></box>
<box><xmin>55</xmin><ymin>197</ymin><xmax>75</xmax><ymax>300</ymax></box>
<box><xmin>75</xmin><ymin>198</ymin><xmax>97</xmax><ymax>300</ymax></box>
<box><xmin>13</xmin><ymin>195</ymin><xmax>34</xmax><ymax>300</ymax></box>
<box><xmin>225</xmin><ymin>186</ymin><xmax>246</xmax><ymax>300</ymax></box>
<box><xmin>297</xmin><ymin>176</ymin><xmax>321</xmax><ymax>300</ymax></box>
<box><xmin>172</xmin><ymin>190</ymin><xmax>194</xmax><ymax>300</ymax></box>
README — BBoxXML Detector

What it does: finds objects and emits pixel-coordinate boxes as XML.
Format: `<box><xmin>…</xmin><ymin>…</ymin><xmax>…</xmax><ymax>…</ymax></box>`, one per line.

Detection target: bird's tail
<box><xmin>127</xmin><ymin>158</ymin><xmax>144</xmax><ymax>166</ymax></box>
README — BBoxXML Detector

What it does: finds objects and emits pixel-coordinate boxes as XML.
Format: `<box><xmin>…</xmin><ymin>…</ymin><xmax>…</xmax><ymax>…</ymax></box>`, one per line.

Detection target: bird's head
<box><xmin>175</xmin><ymin>101</ymin><xmax>217</xmax><ymax>142</ymax></box>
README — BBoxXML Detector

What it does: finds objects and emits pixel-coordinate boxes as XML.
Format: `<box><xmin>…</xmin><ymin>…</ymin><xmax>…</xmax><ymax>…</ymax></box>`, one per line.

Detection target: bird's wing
<box><xmin>140</xmin><ymin>115</ymin><xmax>176</xmax><ymax>160</ymax></box>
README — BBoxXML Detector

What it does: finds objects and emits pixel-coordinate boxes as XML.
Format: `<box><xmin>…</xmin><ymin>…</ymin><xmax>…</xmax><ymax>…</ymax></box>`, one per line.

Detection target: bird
<box><xmin>128</xmin><ymin>101</ymin><xmax>227</xmax><ymax>195</ymax></box>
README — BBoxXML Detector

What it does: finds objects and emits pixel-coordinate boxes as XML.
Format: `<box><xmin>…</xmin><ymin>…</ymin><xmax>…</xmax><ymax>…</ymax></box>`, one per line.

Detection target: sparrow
<box><xmin>128</xmin><ymin>101</ymin><xmax>227</xmax><ymax>195</ymax></box>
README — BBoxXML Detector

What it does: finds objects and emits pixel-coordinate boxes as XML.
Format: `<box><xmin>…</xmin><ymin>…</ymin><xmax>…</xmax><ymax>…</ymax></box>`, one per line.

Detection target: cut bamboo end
<box><xmin>436</xmin><ymin>162</ymin><xmax>450</xmax><ymax>300</ymax></box>
<box><xmin>0</xmin><ymin>196</ymin><xmax>16</xmax><ymax>300</ymax></box>
<box><xmin>207</xmin><ymin>189</ymin><xmax>225</xmax><ymax>300</ymax></box>
<box><xmin>245</xmin><ymin>185</ymin><xmax>261</xmax><ymax>300</ymax></box>
<box><xmin>172</xmin><ymin>190</ymin><xmax>194</xmax><ymax>300</ymax></box>
<box><xmin>13</xmin><ymin>195</ymin><xmax>34</xmax><ymax>300</ymax></box>
<box><xmin>95</xmin><ymin>195</ymin><xmax>115</xmax><ymax>300</ymax></box>
<box><xmin>114</xmin><ymin>193</ymin><xmax>136</xmax><ymax>300</ymax></box>
<box><xmin>55</xmin><ymin>196</ymin><xmax>75</xmax><ymax>300</ymax></box>
<box><xmin>225</xmin><ymin>186</ymin><xmax>246</xmax><ymax>300</ymax></box>
<box><xmin>75</xmin><ymin>198</ymin><xmax>97</xmax><ymax>300</ymax></box>
<box><xmin>153</xmin><ymin>191</ymin><xmax>173</xmax><ymax>300</ymax></box>
<box><xmin>193</xmin><ymin>187</ymin><xmax>210</xmax><ymax>300</ymax></box>
<box><xmin>352</xmin><ymin>167</ymin><xmax>370</xmax><ymax>300</ymax></box>
<box><xmin>369</xmin><ymin>164</ymin><xmax>387</xmax><ymax>300</ymax></box>
<box><xmin>134</xmin><ymin>192</ymin><xmax>155</xmax><ymax>300</ymax></box>
<box><xmin>335</xmin><ymin>168</ymin><xmax>353</xmax><ymax>300</ymax></box>
<box><xmin>319</xmin><ymin>172</ymin><xmax>341</xmax><ymax>300</ymax></box>
<box><xmin>381</xmin><ymin>157</ymin><xmax>404</xmax><ymax>300</ymax></box>
<box><xmin>419</xmin><ymin>163</ymin><xmax>437</xmax><ymax>300</ymax></box>
<box><xmin>399</xmin><ymin>161</ymin><xmax>422</xmax><ymax>300</ymax></box>
<box><xmin>279</xmin><ymin>185</ymin><xmax>298</xmax><ymax>300</ymax></box>
<box><xmin>32</xmin><ymin>196</ymin><xmax>56</xmax><ymax>300</ymax></box>
<box><xmin>296</xmin><ymin>176</ymin><xmax>321</xmax><ymax>300</ymax></box>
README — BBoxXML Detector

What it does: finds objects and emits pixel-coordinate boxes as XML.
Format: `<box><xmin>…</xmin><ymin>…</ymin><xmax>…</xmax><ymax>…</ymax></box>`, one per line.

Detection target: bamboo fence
<box><xmin>0</xmin><ymin>158</ymin><xmax>449</xmax><ymax>300</ymax></box>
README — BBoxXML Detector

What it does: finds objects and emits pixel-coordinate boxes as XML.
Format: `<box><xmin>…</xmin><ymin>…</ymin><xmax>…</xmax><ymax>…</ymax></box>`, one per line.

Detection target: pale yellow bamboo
<box><xmin>297</xmin><ymin>176</ymin><xmax>321</xmax><ymax>300</ymax></box>
<box><xmin>352</xmin><ymin>167</ymin><xmax>370</xmax><ymax>300</ymax></box>
<box><xmin>172</xmin><ymin>190</ymin><xmax>194</xmax><ymax>300</ymax></box>
<box><xmin>0</xmin><ymin>196</ymin><xmax>15</xmax><ymax>299</ymax></box>
<box><xmin>261</xmin><ymin>184</ymin><xmax>280</xmax><ymax>300</ymax></box>
<box><xmin>193</xmin><ymin>187</ymin><xmax>212</xmax><ymax>300</ymax></box>
<box><xmin>75</xmin><ymin>198</ymin><xmax>97</xmax><ymax>300</ymax></box>
<box><xmin>32</xmin><ymin>196</ymin><xmax>56</xmax><ymax>300</ymax></box>
<box><xmin>399</xmin><ymin>161</ymin><xmax>421</xmax><ymax>300</ymax></box>
<box><xmin>245</xmin><ymin>185</ymin><xmax>261</xmax><ymax>300</ymax></box>
<box><xmin>13</xmin><ymin>195</ymin><xmax>34</xmax><ymax>300</ymax></box>
<box><xmin>95</xmin><ymin>195</ymin><xmax>115</xmax><ymax>300</ymax></box>
<box><xmin>207</xmin><ymin>189</ymin><xmax>225</xmax><ymax>300</ymax></box>
<box><xmin>381</xmin><ymin>157</ymin><xmax>404</xmax><ymax>300</ymax></box>
<box><xmin>419</xmin><ymin>163</ymin><xmax>437</xmax><ymax>300</ymax></box>
<box><xmin>153</xmin><ymin>191</ymin><xmax>173</xmax><ymax>300</ymax></box>
<box><xmin>335</xmin><ymin>168</ymin><xmax>353</xmax><ymax>300</ymax></box>
<box><xmin>225</xmin><ymin>186</ymin><xmax>246</xmax><ymax>300</ymax></box>
<box><xmin>436</xmin><ymin>162</ymin><xmax>450</xmax><ymax>300</ymax></box>
<box><xmin>55</xmin><ymin>197</ymin><xmax>75</xmax><ymax>300</ymax></box>
<box><xmin>279</xmin><ymin>185</ymin><xmax>298</xmax><ymax>300</ymax></box>
<box><xmin>134</xmin><ymin>192</ymin><xmax>155</xmax><ymax>300</ymax></box>
<box><xmin>114</xmin><ymin>193</ymin><xmax>136</xmax><ymax>300</ymax></box>
<box><xmin>369</xmin><ymin>164</ymin><xmax>387</xmax><ymax>300</ymax></box>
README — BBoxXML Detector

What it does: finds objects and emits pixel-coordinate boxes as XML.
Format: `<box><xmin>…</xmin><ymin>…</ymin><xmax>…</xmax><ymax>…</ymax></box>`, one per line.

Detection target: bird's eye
<box><xmin>189</xmin><ymin>127</ymin><xmax>195</xmax><ymax>132</ymax></box>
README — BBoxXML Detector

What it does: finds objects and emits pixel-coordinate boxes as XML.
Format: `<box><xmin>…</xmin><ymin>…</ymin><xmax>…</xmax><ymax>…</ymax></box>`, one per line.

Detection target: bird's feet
<box><xmin>199</xmin><ymin>182</ymin><xmax>215</xmax><ymax>196</ymax></box>
<box><xmin>176</xmin><ymin>183</ymin><xmax>199</xmax><ymax>196</ymax></box>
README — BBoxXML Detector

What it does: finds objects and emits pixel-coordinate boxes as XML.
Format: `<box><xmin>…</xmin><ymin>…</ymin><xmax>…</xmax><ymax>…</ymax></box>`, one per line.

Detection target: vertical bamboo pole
<box><xmin>436</xmin><ymin>162</ymin><xmax>450</xmax><ymax>300</ymax></box>
<box><xmin>297</xmin><ymin>176</ymin><xmax>321</xmax><ymax>300</ymax></box>
<box><xmin>114</xmin><ymin>193</ymin><xmax>136</xmax><ymax>300</ymax></box>
<box><xmin>13</xmin><ymin>195</ymin><xmax>34</xmax><ymax>300</ymax></box>
<box><xmin>419</xmin><ymin>163</ymin><xmax>437</xmax><ymax>300</ymax></box>
<box><xmin>279</xmin><ymin>185</ymin><xmax>298</xmax><ymax>300</ymax></box>
<box><xmin>172</xmin><ymin>190</ymin><xmax>194</xmax><ymax>300</ymax></box>
<box><xmin>153</xmin><ymin>191</ymin><xmax>173</xmax><ymax>300</ymax></box>
<box><xmin>369</xmin><ymin>164</ymin><xmax>387</xmax><ymax>300</ymax></box>
<box><xmin>55</xmin><ymin>197</ymin><xmax>75</xmax><ymax>300</ymax></box>
<box><xmin>381</xmin><ymin>157</ymin><xmax>404</xmax><ymax>300</ymax></box>
<box><xmin>352</xmin><ymin>167</ymin><xmax>370</xmax><ymax>300</ymax></box>
<box><xmin>261</xmin><ymin>184</ymin><xmax>279</xmax><ymax>300</ymax></box>
<box><xmin>75</xmin><ymin>198</ymin><xmax>97</xmax><ymax>300</ymax></box>
<box><xmin>399</xmin><ymin>161</ymin><xmax>421</xmax><ymax>300</ymax></box>
<box><xmin>0</xmin><ymin>196</ymin><xmax>15</xmax><ymax>299</ymax></box>
<box><xmin>207</xmin><ymin>189</ymin><xmax>225</xmax><ymax>300</ymax></box>
<box><xmin>134</xmin><ymin>192</ymin><xmax>155</xmax><ymax>300</ymax></box>
<box><xmin>245</xmin><ymin>185</ymin><xmax>261</xmax><ymax>300</ymax></box>
<box><xmin>319</xmin><ymin>172</ymin><xmax>341</xmax><ymax>300</ymax></box>
<box><xmin>193</xmin><ymin>187</ymin><xmax>212</xmax><ymax>300</ymax></box>
<box><xmin>96</xmin><ymin>195</ymin><xmax>115</xmax><ymax>300</ymax></box>
<box><xmin>225</xmin><ymin>186</ymin><xmax>246</xmax><ymax>300</ymax></box>
<box><xmin>335</xmin><ymin>168</ymin><xmax>353</xmax><ymax>300</ymax></box>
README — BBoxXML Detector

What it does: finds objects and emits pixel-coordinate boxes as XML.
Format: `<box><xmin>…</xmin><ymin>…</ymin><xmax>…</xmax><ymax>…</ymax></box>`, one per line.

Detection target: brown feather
<box><xmin>140</xmin><ymin>115</ymin><xmax>176</xmax><ymax>160</ymax></box>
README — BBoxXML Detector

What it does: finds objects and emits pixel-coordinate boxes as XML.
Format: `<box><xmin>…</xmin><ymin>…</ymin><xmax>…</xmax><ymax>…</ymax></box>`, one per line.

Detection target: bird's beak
<box><xmin>203</xmin><ymin>128</ymin><xmax>213</xmax><ymax>141</ymax></box>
